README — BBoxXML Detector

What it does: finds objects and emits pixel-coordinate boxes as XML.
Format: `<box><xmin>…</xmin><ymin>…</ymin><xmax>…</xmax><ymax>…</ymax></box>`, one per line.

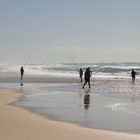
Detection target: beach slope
<box><xmin>0</xmin><ymin>88</ymin><xmax>140</xmax><ymax>140</ymax></box>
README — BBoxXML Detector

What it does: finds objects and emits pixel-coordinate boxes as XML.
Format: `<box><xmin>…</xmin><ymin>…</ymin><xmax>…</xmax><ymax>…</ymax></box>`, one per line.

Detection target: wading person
<box><xmin>131</xmin><ymin>69</ymin><xmax>136</xmax><ymax>82</ymax></box>
<box><xmin>20</xmin><ymin>66</ymin><xmax>24</xmax><ymax>79</ymax></box>
<box><xmin>79</xmin><ymin>68</ymin><xmax>83</xmax><ymax>82</ymax></box>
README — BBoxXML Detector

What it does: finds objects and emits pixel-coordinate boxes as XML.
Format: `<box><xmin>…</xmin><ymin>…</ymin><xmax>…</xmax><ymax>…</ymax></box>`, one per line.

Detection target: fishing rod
<box><xmin>23</xmin><ymin>57</ymin><xmax>29</xmax><ymax>67</ymax></box>
<box><xmin>88</xmin><ymin>66</ymin><xmax>100</xmax><ymax>75</ymax></box>
<box><xmin>92</xmin><ymin>69</ymin><xmax>101</xmax><ymax>75</ymax></box>
<box><xmin>22</xmin><ymin>56</ymin><xmax>32</xmax><ymax>68</ymax></box>
<box><xmin>69</xmin><ymin>55</ymin><xmax>79</xmax><ymax>71</ymax></box>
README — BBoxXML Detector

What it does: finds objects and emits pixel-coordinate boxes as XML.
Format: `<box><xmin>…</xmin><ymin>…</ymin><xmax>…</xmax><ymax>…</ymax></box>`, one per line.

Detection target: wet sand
<box><xmin>0</xmin><ymin>88</ymin><xmax>140</xmax><ymax>140</ymax></box>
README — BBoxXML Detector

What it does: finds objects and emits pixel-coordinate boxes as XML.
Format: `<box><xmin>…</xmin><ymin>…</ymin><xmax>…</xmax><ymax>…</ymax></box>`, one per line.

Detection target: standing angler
<box><xmin>79</xmin><ymin>68</ymin><xmax>83</xmax><ymax>82</ymax></box>
<box><xmin>20</xmin><ymin>66</ymin><xmax>24</xmax><ymax>79</ymax></box>
<box><xmin>131</xmin><ymin>69</ymin><xmax>136</xmax><ymax>82</ymax></box>
<box><xmin>83</xmin><ymin>67</ymin><xmax>91</xmax><ymax>89</ymax></box>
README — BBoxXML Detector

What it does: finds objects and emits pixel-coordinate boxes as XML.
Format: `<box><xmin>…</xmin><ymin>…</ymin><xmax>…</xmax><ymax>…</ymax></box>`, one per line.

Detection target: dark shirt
<box><xmin>84</xmin><ymin>69</ymin><xmax>91</xmax><ymax>80</ymax></box>
<box><xmin>131</xmin><ymin>71</ymin><xmax>136</xmax><ymax>78</ymax></box>
<box><xmin>20</xmin><ymin>67</ymin><xmax>24</xmax><ymax>74</ymax></box>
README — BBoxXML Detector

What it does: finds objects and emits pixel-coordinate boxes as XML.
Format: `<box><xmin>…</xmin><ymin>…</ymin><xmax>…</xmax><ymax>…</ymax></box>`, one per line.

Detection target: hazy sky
<box><xmin>0</xmin><ymin>0</ymin><xmax>140</xmax><ymax>64</ymax></box>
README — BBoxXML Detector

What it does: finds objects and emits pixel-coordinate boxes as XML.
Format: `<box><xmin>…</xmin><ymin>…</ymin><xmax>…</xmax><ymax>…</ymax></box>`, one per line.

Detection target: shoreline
<box><xmin>0</xmin><ymin>88</ymin><xmax>140</xmax><ymax>140</ymax></box>
<box><xmin>23</xmin><ymin>108</ymin><xmax>140</xmax><ymax>135</ymax></box>
<box><xmin>0</xmin><ymin>76</ymin><xmax>136</xmax><ymax>83</ymax></box>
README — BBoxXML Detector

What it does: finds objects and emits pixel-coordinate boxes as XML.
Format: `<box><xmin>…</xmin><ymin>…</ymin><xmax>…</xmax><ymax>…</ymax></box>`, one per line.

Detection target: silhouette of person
<box><xmin>20</xmin><ymin>66</ymin><xmax>24</xmax><ymax>79</ymax></box>
<box><xmin>79</xmin><ymin>68</ymin><xmax>83</xmax><ymax>82</ymax></box>
<box><xmin>131</xmin><ymin>69</ymin><xmax>136</xmax><ymax>82</ymax></box>
<box><xmin>83</xmin><ymin>67</ymin><xmax>91</xmax><ymax>89</ymax></box>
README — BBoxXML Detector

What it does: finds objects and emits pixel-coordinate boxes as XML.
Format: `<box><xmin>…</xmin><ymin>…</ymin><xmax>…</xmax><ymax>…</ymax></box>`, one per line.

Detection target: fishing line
<box><xmin>67</xmin><ymin>54</ymin><xmax>79</xmax><ymax>71</ymax></box>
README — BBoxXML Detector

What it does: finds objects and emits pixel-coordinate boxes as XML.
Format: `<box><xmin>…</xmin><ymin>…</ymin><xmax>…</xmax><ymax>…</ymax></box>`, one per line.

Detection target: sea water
<box><xmin>0</xmin><ymin>62</ymin><xmax>140</xmax><ymax>79</ymax></box>
<box><xmin>0</xmin><ymin>63</ymin><xmax>140</xmax><ymax>133</ymax></box>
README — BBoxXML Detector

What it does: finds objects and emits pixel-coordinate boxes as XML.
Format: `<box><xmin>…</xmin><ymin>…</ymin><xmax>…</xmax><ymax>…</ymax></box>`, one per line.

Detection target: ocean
<box><xmin>0</xmin><ymin>62</ymin><xmax>140</xmax><ymax>79</ymax></box>
<box><xmin>0</xmin><ymin>62</ymin><xmax>140</xmax><ymax>133</ymax></box>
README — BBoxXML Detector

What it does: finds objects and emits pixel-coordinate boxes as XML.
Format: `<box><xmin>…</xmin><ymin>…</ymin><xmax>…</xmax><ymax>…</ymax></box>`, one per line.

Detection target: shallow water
<box><xmin>1</xmin><ymin>79</ymin><xmax>140</xmax><ymax>133</ymax></box>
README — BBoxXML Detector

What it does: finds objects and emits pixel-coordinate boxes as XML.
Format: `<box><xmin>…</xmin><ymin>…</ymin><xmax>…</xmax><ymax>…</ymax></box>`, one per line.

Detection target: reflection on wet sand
<box><xmin>84</xmin><ymin>89</ymin><xmax>90</xmax><ymax>110</ymax></box>
<box><xmin>20</xmin><ymin>79</ymin><xmax>24</xmax><ymax>86</ymax></box>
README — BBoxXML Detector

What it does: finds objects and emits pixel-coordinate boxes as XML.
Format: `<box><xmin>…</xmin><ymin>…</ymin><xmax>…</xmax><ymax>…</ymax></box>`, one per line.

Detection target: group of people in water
<box><xmin>20</xmin><ymin>66</ymin><xmax>137</xmax><ymax>109</ymax></box>
<box><xmin>20</xmin><ymin>65</ymin><xmax>137</xmax><ymax>88</ymax></box>
<box><xmin>79</xmin><ymin>68</ymin><xmax>137</xmax><ymax>88</ymax></box>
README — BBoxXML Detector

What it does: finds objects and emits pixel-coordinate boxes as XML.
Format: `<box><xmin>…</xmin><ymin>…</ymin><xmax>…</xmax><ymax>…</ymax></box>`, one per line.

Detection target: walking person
<box><xmin>83</xmin><ymin>67</ymin><xmax>91</xmax><ymax>89</ymax></box>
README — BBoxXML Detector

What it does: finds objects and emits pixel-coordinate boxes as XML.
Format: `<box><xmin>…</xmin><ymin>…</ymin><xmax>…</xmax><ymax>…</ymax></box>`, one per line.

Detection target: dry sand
<box><xmin>0</xmin><ymin>88</ymin><xmax>140</xmax><ymax>140</ymax></box>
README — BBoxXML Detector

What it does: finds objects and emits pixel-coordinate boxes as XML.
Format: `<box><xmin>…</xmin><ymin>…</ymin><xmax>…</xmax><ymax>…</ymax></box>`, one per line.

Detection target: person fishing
<box><xmin>83</xmin><ymin>67</ymin><xmax>92</xmax><ymax>89</ymax></box>
<box><xmin>20</xmin><ymin>66</ymin><xmax>24</xmax><ymax>79</ymax></box>
<box><xmin>131</xmin><ymin>69</ymin><xmax>136</xmax><ymax>82</ymax></box>
<box><xmin>79</xmin><ymin>68</ymin><xmax>83</xmax><ymax>82</ymax></box>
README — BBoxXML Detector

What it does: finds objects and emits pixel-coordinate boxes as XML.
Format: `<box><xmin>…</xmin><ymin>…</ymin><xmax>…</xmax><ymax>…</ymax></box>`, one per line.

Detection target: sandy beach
<box><xmin>0</xmin><ymin>88</ymin><xmax>140</xmax><ymax>140</ymax></box>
